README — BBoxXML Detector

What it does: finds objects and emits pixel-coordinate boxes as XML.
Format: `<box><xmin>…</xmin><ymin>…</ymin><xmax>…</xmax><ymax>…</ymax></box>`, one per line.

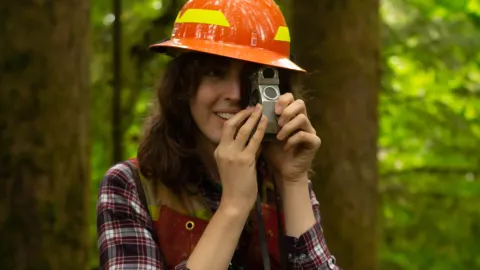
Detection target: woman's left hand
<box><xmin>263</xmin><ymin>93</ymin><xmax>321</xmax><ymax>184</ymax></box>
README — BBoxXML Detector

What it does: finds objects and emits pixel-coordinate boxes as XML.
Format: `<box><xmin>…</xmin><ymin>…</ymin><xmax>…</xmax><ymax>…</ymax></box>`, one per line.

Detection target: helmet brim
<box><xmin>149</xmin><ymin>38</ymin><xmax>306</xmax><ymax>73</ymax></box>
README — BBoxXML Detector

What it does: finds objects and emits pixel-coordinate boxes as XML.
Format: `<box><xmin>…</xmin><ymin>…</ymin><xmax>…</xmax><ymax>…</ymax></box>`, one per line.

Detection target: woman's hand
<box><xmin>264</xmin><ymin>93</ymin><xmax>321</xmax><ymax>184</ymax></box>
<box><xmin>215</xmin><ymin>104</ymin><xmax>267</xmax><ymax>211</ymax></box>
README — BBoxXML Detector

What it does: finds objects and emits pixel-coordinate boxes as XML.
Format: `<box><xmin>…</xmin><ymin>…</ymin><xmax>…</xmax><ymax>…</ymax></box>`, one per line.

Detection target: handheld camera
<box><xmin>248</xmin><ymin>66</ymin><xmax>281</xmax><ymax>141</ymax></box>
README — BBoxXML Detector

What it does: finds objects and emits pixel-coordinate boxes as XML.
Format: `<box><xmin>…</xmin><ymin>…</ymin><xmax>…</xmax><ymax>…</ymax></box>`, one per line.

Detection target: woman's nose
<box><xmin>223</xmin><ymin>77</ymin><xmax>242</xmax><ymax>102</ymax></box>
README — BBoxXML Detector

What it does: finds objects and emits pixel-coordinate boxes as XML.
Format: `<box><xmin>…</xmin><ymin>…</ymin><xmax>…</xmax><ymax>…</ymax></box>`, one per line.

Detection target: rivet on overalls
<box><xmin>185</xmin><ymin>221</ymin><xmax>195</xmax><ymax>231</ymax></box>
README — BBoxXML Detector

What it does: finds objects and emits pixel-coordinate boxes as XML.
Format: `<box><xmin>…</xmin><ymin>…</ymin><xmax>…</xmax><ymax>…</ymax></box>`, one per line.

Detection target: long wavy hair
<box><xmin>137</xmin><ymin>52</ymin><xmax>304</xmax><ymax>193</ymax></box>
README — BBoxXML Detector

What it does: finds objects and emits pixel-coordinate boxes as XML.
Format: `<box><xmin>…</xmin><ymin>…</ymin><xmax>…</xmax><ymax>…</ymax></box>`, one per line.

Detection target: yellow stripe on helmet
<box><xmin>274</xmin><ymin>26</ymin><xmax>290</xmax><ymax>42</ymax></box>
<box><xmin>175</xmin><ymin>9</ymin><xmax>230</xmax><ymax>27</ymax></box>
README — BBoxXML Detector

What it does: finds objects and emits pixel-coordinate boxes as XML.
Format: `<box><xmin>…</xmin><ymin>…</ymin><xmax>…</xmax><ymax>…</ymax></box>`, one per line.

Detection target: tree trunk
<box><xmin>0</xmin><ymin>1</ymin><xmax>91</xmax><ymax>269</ymax></box>
<box><xmin>290</xmin><ymin>1</ymin><xmax>380</xmax><ymax>269</ymax></box>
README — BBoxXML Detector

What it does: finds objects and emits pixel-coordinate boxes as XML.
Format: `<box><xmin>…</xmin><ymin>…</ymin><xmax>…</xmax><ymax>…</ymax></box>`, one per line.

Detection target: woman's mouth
<box><xmin>215</xmin><ymin>112</ymin><xmax>235</xmax><ymax>120</ymax></box>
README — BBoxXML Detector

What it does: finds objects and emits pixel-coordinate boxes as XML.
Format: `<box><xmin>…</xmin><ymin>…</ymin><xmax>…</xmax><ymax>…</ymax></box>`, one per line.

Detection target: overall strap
<box><xmin>125</xmin><ymin>160</ymin><xmax>159</xmax><ymax>245</ymax></box>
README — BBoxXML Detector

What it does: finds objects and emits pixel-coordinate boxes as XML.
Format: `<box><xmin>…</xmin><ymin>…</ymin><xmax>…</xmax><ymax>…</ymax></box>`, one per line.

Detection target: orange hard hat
<box><xmin>149</xmin><ymin>0</ymin><xmax>305</xmax><ymax>72</ymax></box>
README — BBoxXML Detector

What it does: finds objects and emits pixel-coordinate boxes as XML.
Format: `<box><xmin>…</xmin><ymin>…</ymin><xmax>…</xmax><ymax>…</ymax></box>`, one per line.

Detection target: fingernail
<box><xmin>278</xmin><ymin>118</ymin><xmax>284</xmax><ymax>126</ymax></box>
<box><xmin>275</xmin><ymin>104</ymin><xmax>281</xmax><ymax>114</ymax></box>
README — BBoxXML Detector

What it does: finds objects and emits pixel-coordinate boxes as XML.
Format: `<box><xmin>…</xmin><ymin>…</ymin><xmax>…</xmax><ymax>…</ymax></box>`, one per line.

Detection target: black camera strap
<box><xmin>256</xmin><ymin>193</ymin><xmax>271</xmax><ymax>270</ymax></box>
<box><xmin>273</xmin><ymin>177</ymin><xmax>288</xmax><ymax>270</ymax></box>
<box><xmin>256</xmin><ymin>167</ymin><xmax>287</xmax><ymax>270</ymax></box>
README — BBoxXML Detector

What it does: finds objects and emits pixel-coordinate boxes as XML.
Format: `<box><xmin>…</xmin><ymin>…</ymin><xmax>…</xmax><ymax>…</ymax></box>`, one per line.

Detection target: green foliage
<box><xmin>89</xmin><ymin>0</ymin><xmax>480</xmax><ymax>269</ymax></box>
<box><xmin>380</xmin><ymin>0</ymin><xmax>480</xmax><ymax>269</ymax></box>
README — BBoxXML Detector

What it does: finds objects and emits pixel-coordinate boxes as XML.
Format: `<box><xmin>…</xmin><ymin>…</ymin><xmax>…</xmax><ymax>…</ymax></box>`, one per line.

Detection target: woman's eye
<box><xmin>206</xmin><ymin>68</ymin><xmax>226</xmax><ymax>78</ymax></box>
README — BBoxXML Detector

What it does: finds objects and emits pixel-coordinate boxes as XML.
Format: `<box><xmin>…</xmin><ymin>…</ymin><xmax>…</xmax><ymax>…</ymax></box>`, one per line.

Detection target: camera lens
<box><xmin>262</xmin><ymin>68</ymin><xmax>275</xmax><ymax>78</ymax></box>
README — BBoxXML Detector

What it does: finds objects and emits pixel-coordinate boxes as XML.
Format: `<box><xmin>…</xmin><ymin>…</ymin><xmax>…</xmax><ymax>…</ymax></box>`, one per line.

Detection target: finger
<box><xmin>278</xmin><ymin>99</ymin><xmax>307</xmax><ymax>127</ymax></box>
<box><xmin>245</xmin><ymin>115</ymin><xmax>268</xmax><ymax>155</ymax></box>
<box><xmin>276</xmin><ymin>113</ymin><xmax>315</xmax><ymax>141</ymax></box>
<box><xmin>234</xmin><ymin>104</ymin><xmax>263</xmax><ymax>146</ymax></box>
<box><xmin>274</xmin><ymin>93</ymin><xmax>295</xmax><ymax>115</ymax></box>
<box><xmin>283</xmin><ymin>131</ymin><xmax>321</xmax><ymax>152</ymax></box>
<box><xmin>221</xmin><ymin>107</ymin><xmax>255</xmax><ymax>142</ymax></box>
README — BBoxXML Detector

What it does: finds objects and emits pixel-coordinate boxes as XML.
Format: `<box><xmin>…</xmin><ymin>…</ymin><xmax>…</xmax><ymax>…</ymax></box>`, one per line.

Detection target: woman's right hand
<box><xmin>214</xmin><ymin>103</ymin><xmax>267</xmax><ymax>212</ymax></box>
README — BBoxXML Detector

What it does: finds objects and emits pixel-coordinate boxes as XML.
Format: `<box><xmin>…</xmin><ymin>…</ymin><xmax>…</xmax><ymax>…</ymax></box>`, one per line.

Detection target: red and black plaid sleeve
<box><xmin>283</xmin><ymin>182</ymin><xmax>340</xmax><ymax>270</ymax></box>
<box><xmin>96</xmin><ymin>162</ymin><xmax>189</xmax><ymax>270</ymax></box>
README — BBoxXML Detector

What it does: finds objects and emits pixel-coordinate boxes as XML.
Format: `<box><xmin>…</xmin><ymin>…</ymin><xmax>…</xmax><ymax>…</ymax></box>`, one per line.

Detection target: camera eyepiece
<box><xmin>262</xmin><ymin>67</ymin><xmax>276</xmax><ymax>79</ymax></box>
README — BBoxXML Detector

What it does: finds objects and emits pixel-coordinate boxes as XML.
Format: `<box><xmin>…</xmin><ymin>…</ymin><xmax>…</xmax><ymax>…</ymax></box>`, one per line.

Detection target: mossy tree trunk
<box><xmin>290</xmin><ymin>1</ymin><xmax>380</xmax><ymax>269</ymax></box>
<box><xmin>0</xmin><ymin>1</ymin><xmax>91</xmax><ymax>269</ymax></box>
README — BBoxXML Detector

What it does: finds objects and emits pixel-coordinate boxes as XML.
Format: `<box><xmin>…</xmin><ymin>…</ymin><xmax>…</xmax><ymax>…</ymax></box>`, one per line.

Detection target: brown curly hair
<box><xmin>137</xmin><ymin>52</ymin><xmax>303</xmax><ymax>193</ymax></box>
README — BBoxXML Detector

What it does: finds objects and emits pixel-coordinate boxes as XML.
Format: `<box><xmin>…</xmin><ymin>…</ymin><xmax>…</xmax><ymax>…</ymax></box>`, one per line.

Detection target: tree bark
<box><xmin>0</xmin><ymin>1</ymin><xmax>91</xmax><ymax>269</ymax></box>
<box><xmin>290</xmin><ymin>1</ymin><xmax>380</xmax><ymax>269</ymax></box>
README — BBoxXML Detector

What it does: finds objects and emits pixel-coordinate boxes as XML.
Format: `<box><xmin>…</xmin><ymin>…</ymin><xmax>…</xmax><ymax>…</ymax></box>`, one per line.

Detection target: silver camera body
<box><xmin>249</xmin><ymin>66</ymin><xmax>281</xmax><ymax>141</ymax></box>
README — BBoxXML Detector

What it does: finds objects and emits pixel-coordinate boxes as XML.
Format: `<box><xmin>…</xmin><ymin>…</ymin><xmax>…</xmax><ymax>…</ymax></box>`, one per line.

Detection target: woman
<box><xmin>97</xmin><ymin>0</ymin><xmax>339</xmax><ymax>269</ymax></box>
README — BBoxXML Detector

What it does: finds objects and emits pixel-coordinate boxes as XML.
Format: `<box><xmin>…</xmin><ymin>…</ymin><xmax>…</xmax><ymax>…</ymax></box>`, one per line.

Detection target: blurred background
<box><xmin>1</xmin><ymin>0</ymin><xmax>479</xmax><ymax>269</ymax></box>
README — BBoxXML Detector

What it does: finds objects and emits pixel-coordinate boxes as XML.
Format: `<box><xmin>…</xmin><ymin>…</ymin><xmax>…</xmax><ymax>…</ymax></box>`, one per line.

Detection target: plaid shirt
<box><xmin>97</xmin><ymin>161</ymin><xmax>339</xmax><ymax>270</ymax></box>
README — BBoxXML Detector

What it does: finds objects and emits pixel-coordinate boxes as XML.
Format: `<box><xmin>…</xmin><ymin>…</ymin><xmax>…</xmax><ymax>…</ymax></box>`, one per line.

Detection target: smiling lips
<box><xmin>215</xmin><ymin>112</ymin><xmax>235</xmax><ymax>120</ymax></box>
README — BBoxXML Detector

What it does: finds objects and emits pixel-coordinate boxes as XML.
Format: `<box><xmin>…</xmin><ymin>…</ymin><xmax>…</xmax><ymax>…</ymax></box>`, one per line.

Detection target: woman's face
<box><xmin>190</xmin><ymin>58</ymin><xmax>247</xmax><ymax>148</ymax></box>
